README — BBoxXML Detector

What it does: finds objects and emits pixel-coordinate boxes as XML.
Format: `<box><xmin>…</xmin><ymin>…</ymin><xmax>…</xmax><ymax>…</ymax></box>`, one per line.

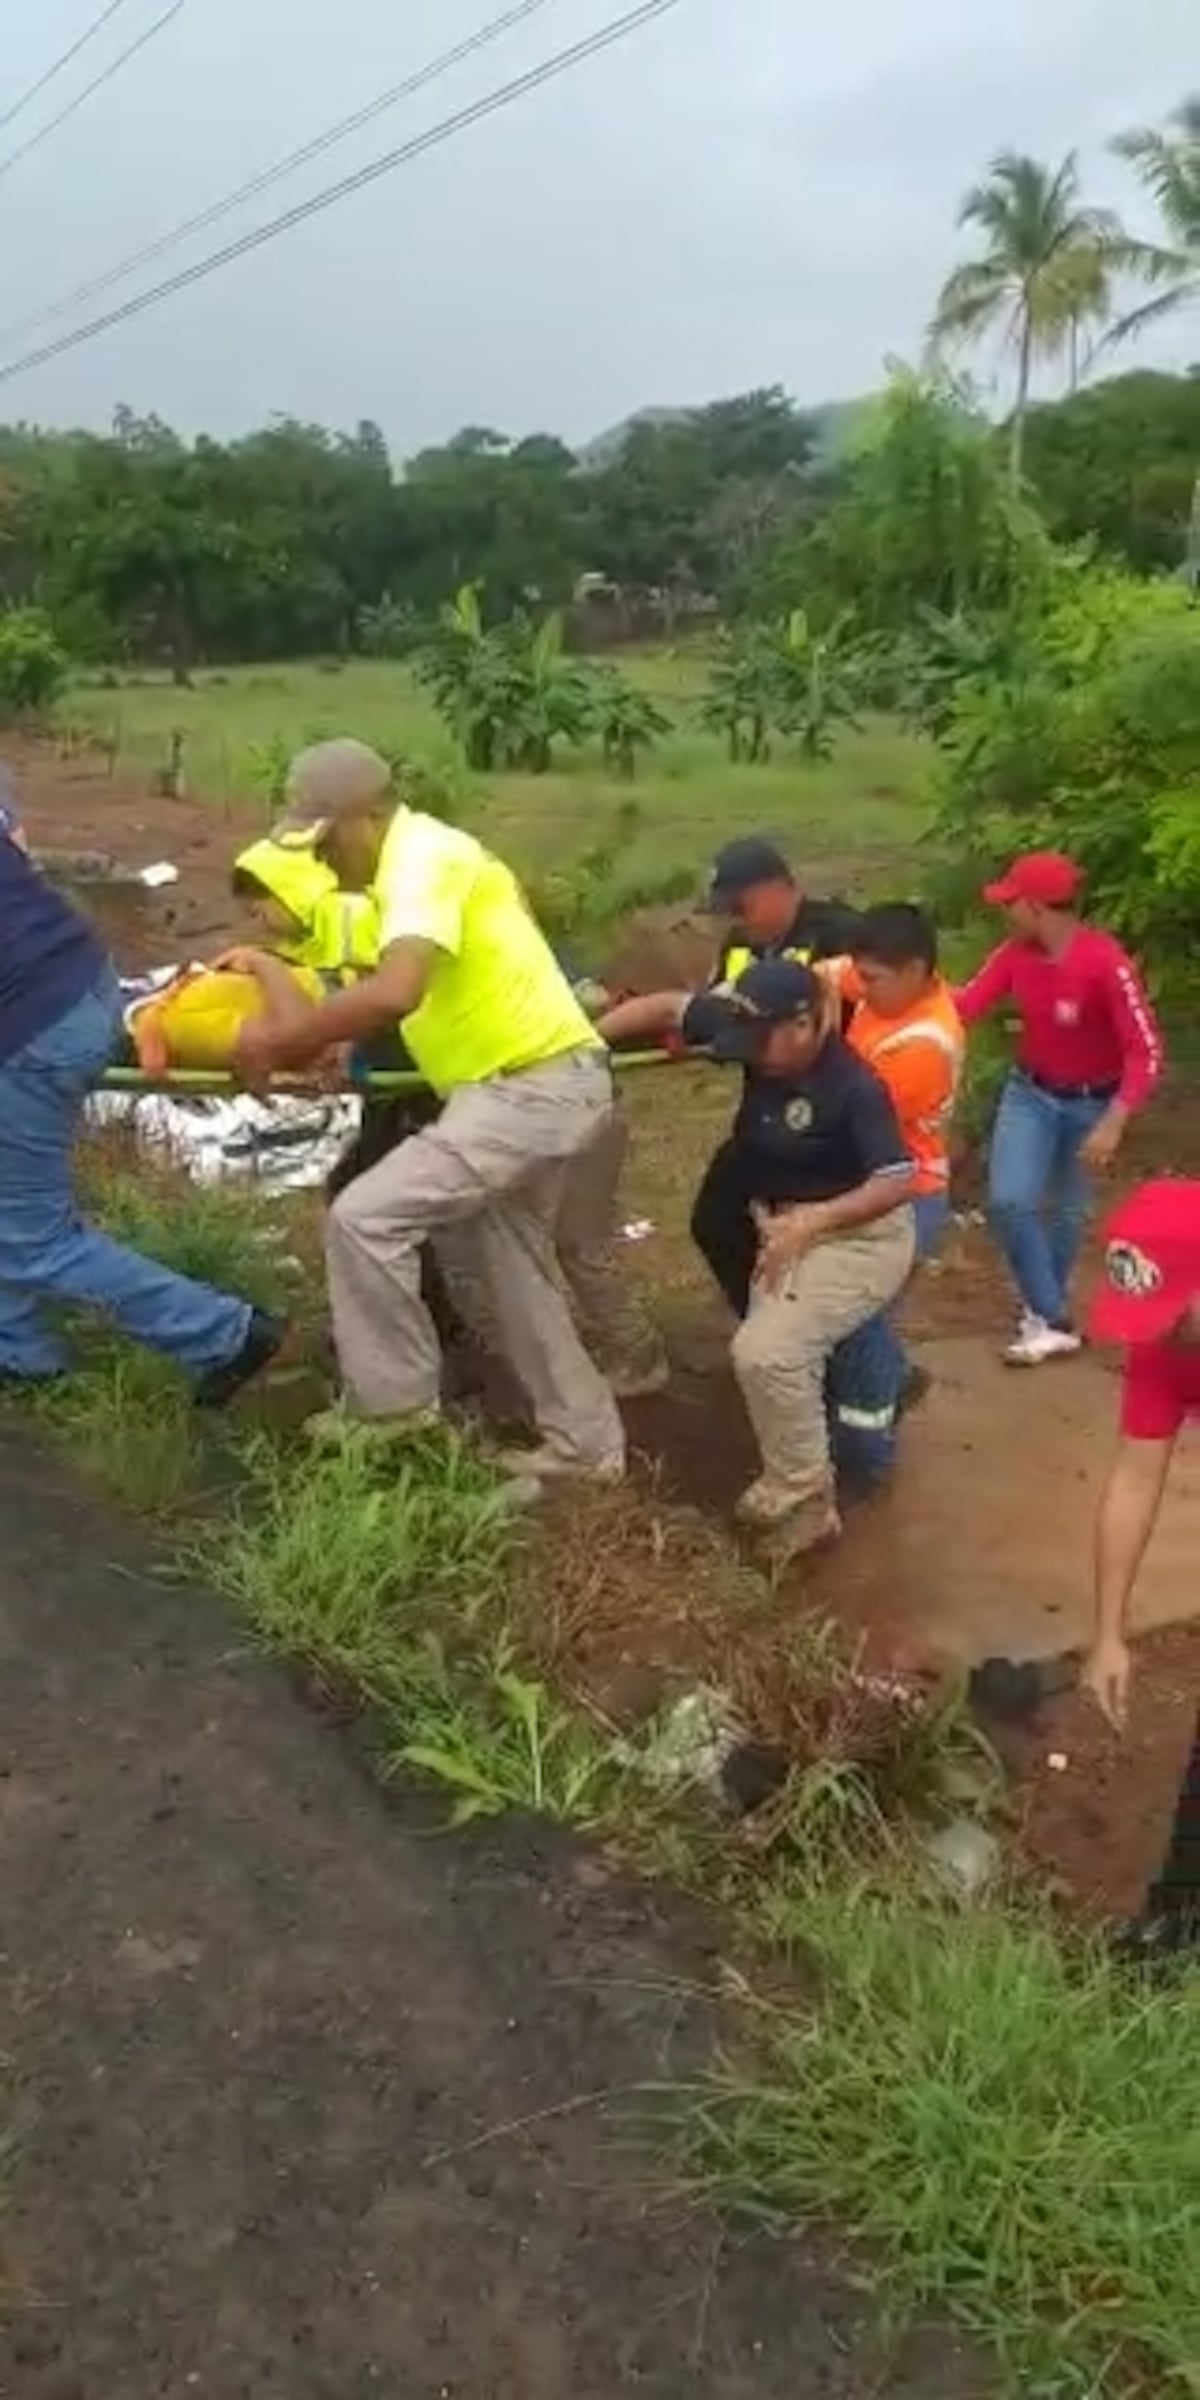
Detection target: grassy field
<box><xmin>64</xmin><ymin>653</ymin><xmax>935</xmax><ymax>905</ymax></box>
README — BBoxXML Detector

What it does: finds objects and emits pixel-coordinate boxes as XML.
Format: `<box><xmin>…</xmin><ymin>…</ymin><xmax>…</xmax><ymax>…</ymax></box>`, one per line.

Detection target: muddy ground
<box><xmin>0</xmin><ymin>1430</ymin><xmax>989</xmax><ymax>2400</ymax></box>
<box><xmin>12</xmin><ymin>737</ymin><xmax>1200</xmax><ymax>1928</ymax></box>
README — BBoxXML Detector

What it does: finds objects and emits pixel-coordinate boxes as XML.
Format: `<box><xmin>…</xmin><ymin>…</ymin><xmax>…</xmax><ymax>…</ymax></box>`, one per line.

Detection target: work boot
<box><xmin>1109</xmin><ymin>1907</ymin><xmax>1200</xmax><ymax>1975</ymax></box>
<box><xmin>735</xmin><ymin>1475</ymin><xmax>842</xmax><ymax>1563</ymax></box>
<box><xmin>194</xmin><ymin>1309</ymin><xmax>286</xmax><ymax>1409</ymax></box>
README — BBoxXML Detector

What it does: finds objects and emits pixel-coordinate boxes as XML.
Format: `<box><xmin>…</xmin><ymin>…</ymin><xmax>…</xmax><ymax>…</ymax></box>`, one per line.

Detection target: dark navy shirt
<box><xmin>680</xmin><ymin>1002</ymin><xmax>910</xmax><ymax>1204</ymax></box>
<box><xmin>0</xmin><ymin>833</ymin><xmax>105</xmax><ymax>1064</ymax></box>
<box><xmin>712</xmin><ymin>894</ymin><xmax>864</xmax><ymax>982</ymax></box>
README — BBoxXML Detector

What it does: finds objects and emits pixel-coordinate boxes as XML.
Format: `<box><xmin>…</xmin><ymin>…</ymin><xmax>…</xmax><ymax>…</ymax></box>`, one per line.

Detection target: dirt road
<box><xmin>0</xmin><ymin>1430</ymin><xmax>982</xmax><ymax>2400</ymax></box>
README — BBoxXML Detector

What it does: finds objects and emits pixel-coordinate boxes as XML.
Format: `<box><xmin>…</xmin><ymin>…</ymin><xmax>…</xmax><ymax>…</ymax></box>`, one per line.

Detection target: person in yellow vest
<box><xmin>231</xmin><ymin>739</ymin><xmax>626</xmax><ymax>1485</ymax></box>
<box><xmin>124</xmin><ymin>838</ymin><xmax>377</xmax><ymax>1076</ymax></box>
<box><xmin>230</xmin><ymin>837</ymin><xmax>379</xmax><ymax>976</ymax></box>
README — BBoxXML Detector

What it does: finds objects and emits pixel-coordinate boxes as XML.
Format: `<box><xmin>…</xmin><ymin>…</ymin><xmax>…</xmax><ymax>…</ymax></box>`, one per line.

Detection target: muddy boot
<box><xmin>1109</xmin><ymin>1908</ymin><xmax>1200</xmax><ymax>1977</ymax></box>
<box><xmin>734</xmin><ymin>1475</ymin><xmax>842</xmax><ymax>1566</ymax></box>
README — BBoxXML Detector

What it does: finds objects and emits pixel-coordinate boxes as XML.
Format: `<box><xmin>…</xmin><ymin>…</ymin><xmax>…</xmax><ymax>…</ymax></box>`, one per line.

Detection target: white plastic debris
<box><xmin>622</xmin><ymin>1217</ymin><xmax>656</xmax><ymax>1243</ymax></box>
<box><xmin>1047</xmin><ymin>1752</ymin><xmax>1069</xmax><ymax>1773</ymax></box>
<box><xmin>138</xmin><ymin>860</ymin><xmax>179</xmax><ymax>888</ymax></box>
<box><xmin>614</xmin><ymin>1687</ymin><xmax>741</xmax><ymax>1797</ymax></box>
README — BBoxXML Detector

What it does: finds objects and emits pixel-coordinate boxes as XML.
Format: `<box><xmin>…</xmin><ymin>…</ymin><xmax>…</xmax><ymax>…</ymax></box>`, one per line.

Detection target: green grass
<box><xmin>20</xmin><ymin>1138</ymin><xmax>1200</xmax><ymax>2398</ymax></box>
<box><xmin>691</xmin><ymin>1865</ymin><xmax>1200</xmax><ymax>2398</ymax></box>
<box><xmin>63</xmin><ymin>655</ymin><xmax>934</xmax><ymax>901</ymax></box>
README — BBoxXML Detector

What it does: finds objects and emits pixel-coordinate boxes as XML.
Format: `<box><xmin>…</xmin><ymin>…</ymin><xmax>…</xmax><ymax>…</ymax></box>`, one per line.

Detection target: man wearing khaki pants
<box><xmin>233</xmin><ymin>739</ymin><xmax>625</xmax><ymax>1485</ymax></box>
<box><xmin>602</xmin><ymin>957</ymin><xmax>916</xmax><ymax>1557</ymax></box>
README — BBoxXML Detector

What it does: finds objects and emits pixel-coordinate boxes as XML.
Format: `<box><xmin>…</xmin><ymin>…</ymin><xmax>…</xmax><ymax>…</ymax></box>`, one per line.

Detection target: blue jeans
<box><xmin>0</xmin><ymin>971</ymin><xmax>251</xmax><ymax>1381</ymax></box>
<box><xmin>828</xmin><ymin>1193</ymin><xmax>949</xmax><ymax>1483</ymax></box>
<box><xmin>987</xmin><ymin>1072</ymin><xmax>1109</xmax><ymax>1326</ymax></box>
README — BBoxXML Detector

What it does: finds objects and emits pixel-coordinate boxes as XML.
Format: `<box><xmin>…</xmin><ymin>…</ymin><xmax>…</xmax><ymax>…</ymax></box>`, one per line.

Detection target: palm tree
<box><xmin>929</xmin><ymin>152</ymin><xmax>1133</xmax><ymax>485</ymax></box>
<box><xmin>1110</xmin><ymin>95</ymin><xmax>1200</xmax><ymax>341</ymax></box>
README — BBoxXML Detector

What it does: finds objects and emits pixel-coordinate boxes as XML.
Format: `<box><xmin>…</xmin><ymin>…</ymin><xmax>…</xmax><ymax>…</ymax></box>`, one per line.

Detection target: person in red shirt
<box><xmin>1083</xmin><ymin>1179</ymin><xmax>1200</xmax><ymax>1964</ymax></box>
<box><xmin>957</xmin><ymin>852</ymin><xmax>1163</xmax><ymax>1367</ymax></box>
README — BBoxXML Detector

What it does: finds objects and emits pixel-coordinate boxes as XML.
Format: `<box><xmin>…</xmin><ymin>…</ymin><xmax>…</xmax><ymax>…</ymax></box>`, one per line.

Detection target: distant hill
<box><xmin>579</xmin><ymin>395</ymin><xmax>877</xmax><ymax>473</ymax></box>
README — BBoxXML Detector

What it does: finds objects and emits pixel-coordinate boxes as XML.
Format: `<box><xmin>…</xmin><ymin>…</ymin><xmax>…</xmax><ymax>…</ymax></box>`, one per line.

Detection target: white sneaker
<box><xmin>1003</xmin><ymin>1315</ymin><xmax>1082</xmax><ymax>1367</ymax></box>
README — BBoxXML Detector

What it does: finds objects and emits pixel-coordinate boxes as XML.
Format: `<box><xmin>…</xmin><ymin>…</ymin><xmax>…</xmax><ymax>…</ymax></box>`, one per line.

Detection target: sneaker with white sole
<box><xmin>608</xmin><ymin>1355</ymin><xmax>671</xmax><ymax>1401</ymax></box>
<box><xmin>303</xmin><ymin>1401</ymin><xmax>445</xmax><ymax>1450</ymax></box>
<box><xmin>1003</xmin><ymin>1314</ymin><xmax>1082</xmax><ymax>1367</ymax></box>
<box><xmin>491</xmin><ymin>1443</ymin><xmax>625</xmax><ymax>1487</ymax></box>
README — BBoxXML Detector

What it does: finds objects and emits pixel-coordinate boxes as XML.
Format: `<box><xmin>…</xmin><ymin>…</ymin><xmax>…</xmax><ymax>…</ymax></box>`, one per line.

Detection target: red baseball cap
<box><xmin>1088</xmin><ymin>1179</ymin><xmax>1200</xmax><ymax>1346</ymax></box>
<box><xmin>982</xmin><ymin>851</ymin><xmax>1083</xmax><ymax>908</ymax></box>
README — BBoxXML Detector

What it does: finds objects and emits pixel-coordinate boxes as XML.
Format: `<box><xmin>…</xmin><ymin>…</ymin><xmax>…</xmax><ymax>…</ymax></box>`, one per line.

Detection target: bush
<box><xmin>0</xmin><ymin>606</ymin><xmax>69</xmax><ymax>720</ymax></box>
<box><xmin>931</xmin><ymin>564</ymin><xmax>1200</xmax><ymax>1003</ymax></box>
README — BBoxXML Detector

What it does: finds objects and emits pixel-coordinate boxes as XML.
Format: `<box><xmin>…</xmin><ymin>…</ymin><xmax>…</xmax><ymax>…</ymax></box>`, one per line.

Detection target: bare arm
<box><xmin>236</xmin><ymin>939</ymin><xmax>438</xmax><ymax>1077</ymax></box>
<box><xmin>1094</xmin><ymin>1436</ymin><xmax>1175</xmax><ymax>1644</ymax></box>
<box><xmin>216</xmin><ymin>948</ymin><xmax>322</xmax><ymax>1037</ymax></box>
<box><xmin>597</xmin><ymin>989</ymin><xmax>690</xmax><ymax>1045</ymax></box>
<box><xmin>1084</xmin><ymin>1434</ymin><xmax>1176</xmax><ymax>1728</ymax></box>
<box><xmin>954</xmin><ymin>943</ymin><xmax>1015</xmax><ymax>1027</ymax></box>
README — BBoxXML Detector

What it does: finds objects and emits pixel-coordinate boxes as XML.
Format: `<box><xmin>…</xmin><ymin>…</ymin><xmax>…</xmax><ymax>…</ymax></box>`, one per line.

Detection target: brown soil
<box><xmin>0</xmin><ymin>1429</ymin><xmax>986</xmax><ymax>2400</ymax></box>
<box><xmin>8</xmin><ymin>730</ymin><xmax>264</xmax><ymax>967</ymax></box>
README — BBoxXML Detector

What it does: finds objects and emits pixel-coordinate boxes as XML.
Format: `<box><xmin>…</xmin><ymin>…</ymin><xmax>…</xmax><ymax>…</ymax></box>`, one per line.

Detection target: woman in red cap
<box><xmin>957</xmin><ymin>853</ymin><xmax>1164</xmax><ymax>1365</ymax></box>
<box><xmin>1084</xmin><ymin>1178</ymin><xmax>1200</xmax><ymax>1964</ymax></box>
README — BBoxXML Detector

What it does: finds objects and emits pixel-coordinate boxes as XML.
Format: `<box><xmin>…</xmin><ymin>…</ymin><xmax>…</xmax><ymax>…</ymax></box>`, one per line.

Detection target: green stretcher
<box><xmin>98</xmin><ymin>1048</ymin><xmax>679</xmax><ymax>1097</ymax></box>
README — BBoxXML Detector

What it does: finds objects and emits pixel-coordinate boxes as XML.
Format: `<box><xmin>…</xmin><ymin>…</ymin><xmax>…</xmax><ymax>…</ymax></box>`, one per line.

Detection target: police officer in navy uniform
<box><xmin>603</xmin><ymin>955</ymin><xmax>915</xmax><ymax>1556</ymax></box>
<box><xmin>600</xmin><ymin>839</ymin><xmax>863</xmax><ymax>1314</ymax></box>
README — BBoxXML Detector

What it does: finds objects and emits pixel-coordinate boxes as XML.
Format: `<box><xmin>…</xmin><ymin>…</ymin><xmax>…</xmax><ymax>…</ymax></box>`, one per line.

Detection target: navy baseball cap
<box><xmin>707</xmin><ymin>956</ymin><xmax>822</xmax><ymax>1061</ymax></box>
<box><xmin>706</xmin><ymin>837</ymin><xmax>793</xmax><ymax>908</ymax></box>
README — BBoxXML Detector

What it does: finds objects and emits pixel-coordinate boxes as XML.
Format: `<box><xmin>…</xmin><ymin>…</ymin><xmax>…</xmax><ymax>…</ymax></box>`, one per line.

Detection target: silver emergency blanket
<box><xmin>88</xmin><ymin>968</ymin><xmax>363</xmax><ymax>1190</ymax></box>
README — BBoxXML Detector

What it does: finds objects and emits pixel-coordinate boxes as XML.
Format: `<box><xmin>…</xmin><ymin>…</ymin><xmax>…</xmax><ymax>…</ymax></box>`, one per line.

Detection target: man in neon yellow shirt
<box><xmin>234</xmin><ymin>739</ymin><xmax>625</xmax><ymax>1483</ymax></box>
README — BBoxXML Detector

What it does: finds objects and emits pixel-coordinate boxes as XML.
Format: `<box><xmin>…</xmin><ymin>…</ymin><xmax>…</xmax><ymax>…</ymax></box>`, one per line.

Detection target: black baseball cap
<box><xmin>706</xmin><ymin>837</ymin><xmax>793</xmax><ymax>908</ymax></box>
<box><xmin>707</xmin><ymin>956</ymin><xmax>822</xmax><ymax>1061</ymax></box>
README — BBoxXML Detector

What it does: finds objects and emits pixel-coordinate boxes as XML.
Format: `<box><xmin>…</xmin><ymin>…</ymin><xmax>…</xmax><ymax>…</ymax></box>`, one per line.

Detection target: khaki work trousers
<box><xmin>325</xmin><ymin>1051</ymin><xmax>625</xmax><ymax>1469</ymax></box>
<box><xmin>555</xmin><ymin>1104</ymin><xmax>664</xmax><ymax>1381</ymax></box>
<box><xmin>438</xmin><ymin>1102</ymin><xmax>664</xmax><ymax>1384</ymax></box>
<box><xmin>732</xmin><ymin>1209</ymin><xmax>915</xmax><ymax>1504</ymax></box>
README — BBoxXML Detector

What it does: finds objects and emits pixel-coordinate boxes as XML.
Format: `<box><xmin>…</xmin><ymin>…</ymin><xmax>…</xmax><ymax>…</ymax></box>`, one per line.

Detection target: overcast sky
<box><xmin>0</xmin><ymin>0</ymin><xmax>1194</xmax><ymax>452</ymax></box>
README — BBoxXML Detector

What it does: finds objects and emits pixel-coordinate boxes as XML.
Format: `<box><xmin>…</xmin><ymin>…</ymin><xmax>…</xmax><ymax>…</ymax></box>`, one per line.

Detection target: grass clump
<box><xmin>192</xmin><ymin>1424</ymin><xmax>617</xmax><ymax>1827</ymax></box>
<box><xmin>33</xmin><ymin>1348</ymin><xmax>204</xmax><ymax>1515</ymax></box>
<box><xmin>690</xmin><ymin>1865</ymin><xmax>1200</xmax><ymax>2398</ymax></box>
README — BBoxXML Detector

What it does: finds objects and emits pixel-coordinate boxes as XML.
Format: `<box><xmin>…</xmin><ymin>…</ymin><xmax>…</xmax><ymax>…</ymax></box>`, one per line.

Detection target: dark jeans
<box><xmin>1148</xmin><ymin>1709</ymin><xmax>1200</xmax><ymax>1919</ymax></box>
<box><xmin>691</xmin><ymin>1138</ymin><xmax>758</xmax><ymax>1317</ymax></box>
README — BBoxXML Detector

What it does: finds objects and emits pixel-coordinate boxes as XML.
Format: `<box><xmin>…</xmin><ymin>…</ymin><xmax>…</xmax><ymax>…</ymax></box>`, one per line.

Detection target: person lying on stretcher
<box><xmin>123</xmin><ymin>837</ymin><xmax>383</xmax><ymax>1076</ymax></box>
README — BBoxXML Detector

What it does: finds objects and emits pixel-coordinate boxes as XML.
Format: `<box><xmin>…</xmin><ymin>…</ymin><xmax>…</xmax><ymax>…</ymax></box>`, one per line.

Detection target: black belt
<box><xmin>1018</xmin><ymin>1068</ymin><xmax>1119</xmax><ymax>1103</ymax></box>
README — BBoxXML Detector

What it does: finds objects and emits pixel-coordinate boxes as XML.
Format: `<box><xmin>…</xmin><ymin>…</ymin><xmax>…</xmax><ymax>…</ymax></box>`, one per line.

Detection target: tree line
<box><xmin>0</xmin><ymin>93</ymin><xmax>1192</xmax><ymax>675</ymax></box>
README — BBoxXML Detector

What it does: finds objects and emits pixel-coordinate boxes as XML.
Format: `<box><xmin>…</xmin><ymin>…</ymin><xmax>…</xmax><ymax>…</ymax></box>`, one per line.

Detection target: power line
<box><xmin>0</xmin><ymin>0</ymin><xmax>556</xmax><ymax>348</ymax></box>
<box><xmin>0</xmin><ymin>1</ymin><xmax>184</xmax><ymax>187</ymax></box>
<box><xmin>0</xmin><ymin>0</ymin><xmax>138</xmax><ymax>138</ymax></box>
<box><xmin>0</xmin><ymin>0</ymin><xmax>684</xmax><ymax>390</ymax></box>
